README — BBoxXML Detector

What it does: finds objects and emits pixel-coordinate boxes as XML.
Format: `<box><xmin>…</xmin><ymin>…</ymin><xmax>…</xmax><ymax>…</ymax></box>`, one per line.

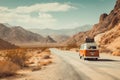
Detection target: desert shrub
<box><xmin>39</xmin><ymin>59</ymin><xmax>52</xmax><ymax>66</ymax></box>
<box><xmin>0</xmin><ymin>60</ymin><xmax>20</xmax><ymax>78</ymax></box>
<box><xmin>64</xmin><ymin>43</ymin><xmax>79</xmax><ymax>50</ymax></box>
<box><xmin>36</xmin><ymin>48</ymin><xmax>50</xmax><ymax>54</ymax></box>
<box><xmin>112</xmin><ymin>50</ymin><xmax>120</xmax><ymax>56</ymax></box>
<box><xmin>37</xmin><ymin>50</ymin><xmax>42</xmax><ymax>54</ymax></box>
<box><xmin>99</xmin><ymin>48</ymin><xmax>112</xmax><ymax>53</ymax></box>
<box><xmin>4</xmin><ymin>49</ymin><xmax>30</xmax><ymax>67</ymax></box>
<box><xmin>70</xmin><ymin>48</ymin><xmax>79</xmax><ymax>52</ymax></box>
<box><xmin>40</xmin><ymin>51</ymin><xmax>51</xmax><ymax>59</ymax></box>
<box><xmin>31</xmin><ymin>65</ymin><xmax>41</xmax><ymax>71</ymax></box>
<box><xmin>41</xmin><ymin>47</ymin><xmax>47</xmax><ymax>52</ymax></box>
<box><xmin>41</xmin><ymin>54</ymin><xmax>51</xmax><ymax>59</ymax></box>
<box><xmin>44</xmin><ymin>49</ymin><xmax>50</xmax><ymax>52</ymax></box>
<box><xmin>116</xmin><ymin>47</ymin><xmax>120</xmax><ymax>50</ymax></box>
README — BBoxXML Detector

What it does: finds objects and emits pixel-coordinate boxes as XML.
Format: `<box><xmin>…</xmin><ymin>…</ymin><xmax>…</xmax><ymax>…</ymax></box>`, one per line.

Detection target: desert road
<box><xmin>50</xmin><ymin>48</ymin><xmax>120</xmax><ymax>80</ymax></box>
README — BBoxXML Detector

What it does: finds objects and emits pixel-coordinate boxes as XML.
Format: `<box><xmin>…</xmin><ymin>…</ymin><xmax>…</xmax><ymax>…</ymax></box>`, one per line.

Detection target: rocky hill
<box><xmin>0</xmin><ymin>23</ymin><xmax>56</xmax><ymax>44</ymax></box>
<box><xmin>95</xmin><ymin>23</ymin><xmax>120</xmax><ymax>56</ymax></box>
<box><xmin>50</xmin><ymin>35</ymin><xmax>70</xmax><ymax>43</ymax></box>
<box><xmin>46</xmin><ymin>36</ymin><xmax>56</xmax><ymax>43</ymax></box>
<box><xmin>66</xmin><ymin>0</ymin><xmax>120</xmax><ymax>47</ymax></box>
<box><xmin>0</xmin><ymin>38</ymin><xmax>18</xmax><ymax>49</ymax></box>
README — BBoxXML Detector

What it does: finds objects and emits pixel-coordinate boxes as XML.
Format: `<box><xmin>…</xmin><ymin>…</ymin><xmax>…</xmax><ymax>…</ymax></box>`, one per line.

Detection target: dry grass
<box><xmin>0</xmin><ymin>48</ymin><xmax>32</xmax><ymax>78</ymax></box>
<box><xmin>99</xmin><ymin>45</ymin><xmax>112</xmax><ymax>53</ymax></box>
<box><xmin>30</xmin><ymin>65</ymin><xmax>42</xmax><ymax>71</ymax></box>
<box><xmin>41</xmin><ymin>53</ymin><xmax>51</xmax><ymax>59</ymax></box>
<box><xmin>38</xmin><ymin>49</ymin><xmax>51</xmax><ymax>59</ymax></box>
<box><xmin>39</xmin><ymin>59</ymin><xmax>52</xmax><ymax>66</ymax></box>
<box><xmin>20</xmin><ymin>48</ymin><xmax>53</xmax><ymax>72</ymax></box>
<box><xmin>4</xmin><ymin>49</ymin><xmax>30</xmax><ymax>67</ymax></box>
<box><xmin>39</xmin><ymin>49</ymin><xmax>52</xmax><ymax>66</ymax></box>
<box><xmin>112</xmin><ymin>50</ymin><xmax>120</xmax><ymax>56</ymax></box>
<box><xmin>114</xmin><ymin>47</ymin><xmax>120</xmax><ymax>56</ymax></box>
<box><xmin>116</xmin><ymin>47</ymin><xmax>120</xmax><ymax>50</ymax></box>
<box><xmin>0</xmin><ymin>60</ymin><xmax>20</xmax><ymax>78</ymax></box>
<box><xmin>0</xmin><ymin>47</ymin><xmax>53</xmax><ymax>78</ymax></box>
<box><xmin>69</xmin><ymin>48</ymin><xmax>79</xmax><ymax>52</ymax></box>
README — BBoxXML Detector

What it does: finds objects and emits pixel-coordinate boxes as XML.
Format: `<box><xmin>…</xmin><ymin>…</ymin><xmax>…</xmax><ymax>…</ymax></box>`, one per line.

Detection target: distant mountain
<box><xmin>46</xmin><ymin>36</ymin><xmax>56</xmax><ymax>43</ymax></box>
<box><xmin>2</xmin><ymin>23</ymin><xmax>12</xmax><ymax>27</ymax></box>
<box><xmin>29</xmin><ymin>25</ymin><xmax>92</xmax><ymax>36</ymax></box>
<box><xmin>50</xmin><ymin>35</ymin><xmax>70</xmax><ymax>43</ymax></box>
<box><xmin>0</xmin><ymin>38</ymin><xmax>18</xmax><ymax>49</ymax></box>
<box><xmin>0</xmin><ymin>23</ymin><xmax>56</xmax><ymax>44</ymax></box>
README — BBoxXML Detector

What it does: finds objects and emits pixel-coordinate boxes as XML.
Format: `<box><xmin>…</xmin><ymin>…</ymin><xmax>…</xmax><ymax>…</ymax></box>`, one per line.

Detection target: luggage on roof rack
<box><xmin>85</xmin><ymin>37</ymin><xmax>94</xmax><ymax>43</ymax></box>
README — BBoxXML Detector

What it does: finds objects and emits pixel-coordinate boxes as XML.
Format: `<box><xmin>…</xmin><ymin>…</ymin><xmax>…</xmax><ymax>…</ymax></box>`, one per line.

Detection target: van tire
<box><xmin>95</xmin><ymin>58</ymin><xmax>98</xmax><ymax>60</ymax></box>
<box><xmin>79</xmin><ymin>54</ymin><xmax>82</xmax><ymax>59</ymax></box>
<box><xmin>80</xmin><ymin>56</ymin><xmax>82</xmax><ymax>59</ymax></box>
<box><xmin>84</xmin><ymin>58</ymin><xmax>87</xmax><ymax>60</ymax></box>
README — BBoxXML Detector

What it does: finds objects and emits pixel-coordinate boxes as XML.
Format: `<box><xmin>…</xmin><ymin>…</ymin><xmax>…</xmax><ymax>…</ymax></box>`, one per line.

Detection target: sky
<box><xmin>0</xmin><ymin>0</ymin><xmax>116</xmax><ymax>29</ymax></box>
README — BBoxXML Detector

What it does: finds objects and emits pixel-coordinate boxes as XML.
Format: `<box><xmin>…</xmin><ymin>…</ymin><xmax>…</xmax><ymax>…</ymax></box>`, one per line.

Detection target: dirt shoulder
<box><xmin>2</xmin><ymin>52</ymin><xmax>80</xmax><ymax>80</ymax></box>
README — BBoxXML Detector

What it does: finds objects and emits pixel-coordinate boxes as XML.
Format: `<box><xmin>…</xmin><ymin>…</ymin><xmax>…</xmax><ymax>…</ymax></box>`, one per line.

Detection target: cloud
<box><xmin>15</xmin><ymin>3</ymin><xmax>75</xmax><ymax>13</ymax></box>
<box><xmin>0</xmin><ymin>12</ymin><xmax>56</xmax><ymax>28</ymax></box>
<box><xmin>0</xmin><ymin>7</ymin><xmax>9</xmax><ymax>12</ymax></box>
<box><xmin>0</xmin><ymin>2</ymin><xmax>76</xmax><ymax>28</ymax></box>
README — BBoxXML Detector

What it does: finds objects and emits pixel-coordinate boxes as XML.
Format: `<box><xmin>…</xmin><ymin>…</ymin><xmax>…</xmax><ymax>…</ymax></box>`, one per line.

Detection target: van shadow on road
<box><xmin>86</xmin><ymin>59</ymin><xmax>120</xmax><ymax>62</ymax></box>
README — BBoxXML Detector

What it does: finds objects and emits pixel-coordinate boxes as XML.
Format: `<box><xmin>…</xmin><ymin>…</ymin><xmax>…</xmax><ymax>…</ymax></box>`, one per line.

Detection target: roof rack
<box><xmin>85</xmin><ymin>37</ymin><xmax>94</xmax><ymax>43</ymax></box>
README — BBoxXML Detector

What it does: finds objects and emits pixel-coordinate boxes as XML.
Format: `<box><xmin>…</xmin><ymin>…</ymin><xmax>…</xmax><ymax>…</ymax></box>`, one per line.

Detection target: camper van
<box><xmin>79</xmin><ymin>38</ymin><xmax>99</xmax><ymax>60</ymax></box>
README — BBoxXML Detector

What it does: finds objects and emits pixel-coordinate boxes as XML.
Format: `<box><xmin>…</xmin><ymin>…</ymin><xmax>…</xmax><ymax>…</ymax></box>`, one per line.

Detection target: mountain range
<box><xmin>50</xmin><ymin>34</ymin><xmax>70</xmax><ymax>43</ymax></box>
<box><xmin>28</xmin><ymin>25</ymin><xmax>92</xmax><ymax>43</ymax></box>
<box><xmin>29</xmin><ymin>25</ymin><xmax>92</xmax><ymax>36</ymax></box>
<box><xmin>0</xmin><ymin>23</ymin><xmax>56</xmax><ymax>44</ymax></box>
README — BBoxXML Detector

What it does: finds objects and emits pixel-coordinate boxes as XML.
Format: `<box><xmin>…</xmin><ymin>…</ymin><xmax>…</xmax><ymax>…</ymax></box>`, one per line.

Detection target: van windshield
<box><xmin>88</xmin><ymin>46</ymin><xmax>97</xmax><ymax>49</ymax></box>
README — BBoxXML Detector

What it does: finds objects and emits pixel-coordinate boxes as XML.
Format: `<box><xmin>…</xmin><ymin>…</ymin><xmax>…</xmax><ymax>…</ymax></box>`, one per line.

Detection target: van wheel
<box><xmin>84</xmin><ymin>58</ymin><xmax>87</xmax><ymax>60</ymax></box>
<box><xmin>79</xmin><ymin>54</ymin><xmax>82</xmax><ymax>59</ymax></box>
<box><xmin>95</xmin><ymin>58</ymin><xmax>98</xmax><ymax>60</ymax></box>
<box><xmin>80</xmin><ymin>56</ymin><xmax>82</xmax><ymax>59</ymax></box>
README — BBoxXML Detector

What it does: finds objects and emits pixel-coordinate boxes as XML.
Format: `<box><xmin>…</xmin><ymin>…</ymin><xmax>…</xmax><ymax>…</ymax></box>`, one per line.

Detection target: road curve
<box><xmin>50</xmin><ymin>48</ymin><xmax>120</xmax><ymax>80</ymax></box>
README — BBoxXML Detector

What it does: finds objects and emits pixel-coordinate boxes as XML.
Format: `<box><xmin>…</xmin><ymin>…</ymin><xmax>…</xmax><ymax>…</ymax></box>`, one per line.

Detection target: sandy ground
<box><xmin>1</xmin><ymin>54</ymin><xmax>80</xmax><ymax>80</ymax></box>
<box><xmin>1</xmin><ymin>48</ymin><xmax>120</xmax><ymax>80</ymax></box>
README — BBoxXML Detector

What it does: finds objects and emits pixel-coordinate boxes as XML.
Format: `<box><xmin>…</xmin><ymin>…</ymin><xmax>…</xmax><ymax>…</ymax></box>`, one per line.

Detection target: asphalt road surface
<box><xmin>50</xmin><ymin>48</ymin><xmax>120</xmax><ymax>80</ymax></box>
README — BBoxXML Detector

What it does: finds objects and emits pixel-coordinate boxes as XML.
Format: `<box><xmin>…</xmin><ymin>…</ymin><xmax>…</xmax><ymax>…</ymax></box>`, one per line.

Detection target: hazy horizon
<box><xmin>0</xmin><ymin>0</ymin><xmax>116</xmax><ymax>29</ymax></box>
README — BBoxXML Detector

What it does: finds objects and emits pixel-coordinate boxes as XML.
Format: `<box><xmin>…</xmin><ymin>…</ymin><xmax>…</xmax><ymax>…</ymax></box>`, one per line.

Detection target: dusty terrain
<box><xmin>2</xmin><ymin>54</ymin><xmax>79</xmax><ymax>80</ymax></box>
<box><xmin>0</xmin><ymin>48</ymin><xmax>52</xmax><ymax>80</ymax></box>
<box><xmin>1</xmin><ymin>48</ymin><xmax>120</xmax><ymax>80</ymax></box>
